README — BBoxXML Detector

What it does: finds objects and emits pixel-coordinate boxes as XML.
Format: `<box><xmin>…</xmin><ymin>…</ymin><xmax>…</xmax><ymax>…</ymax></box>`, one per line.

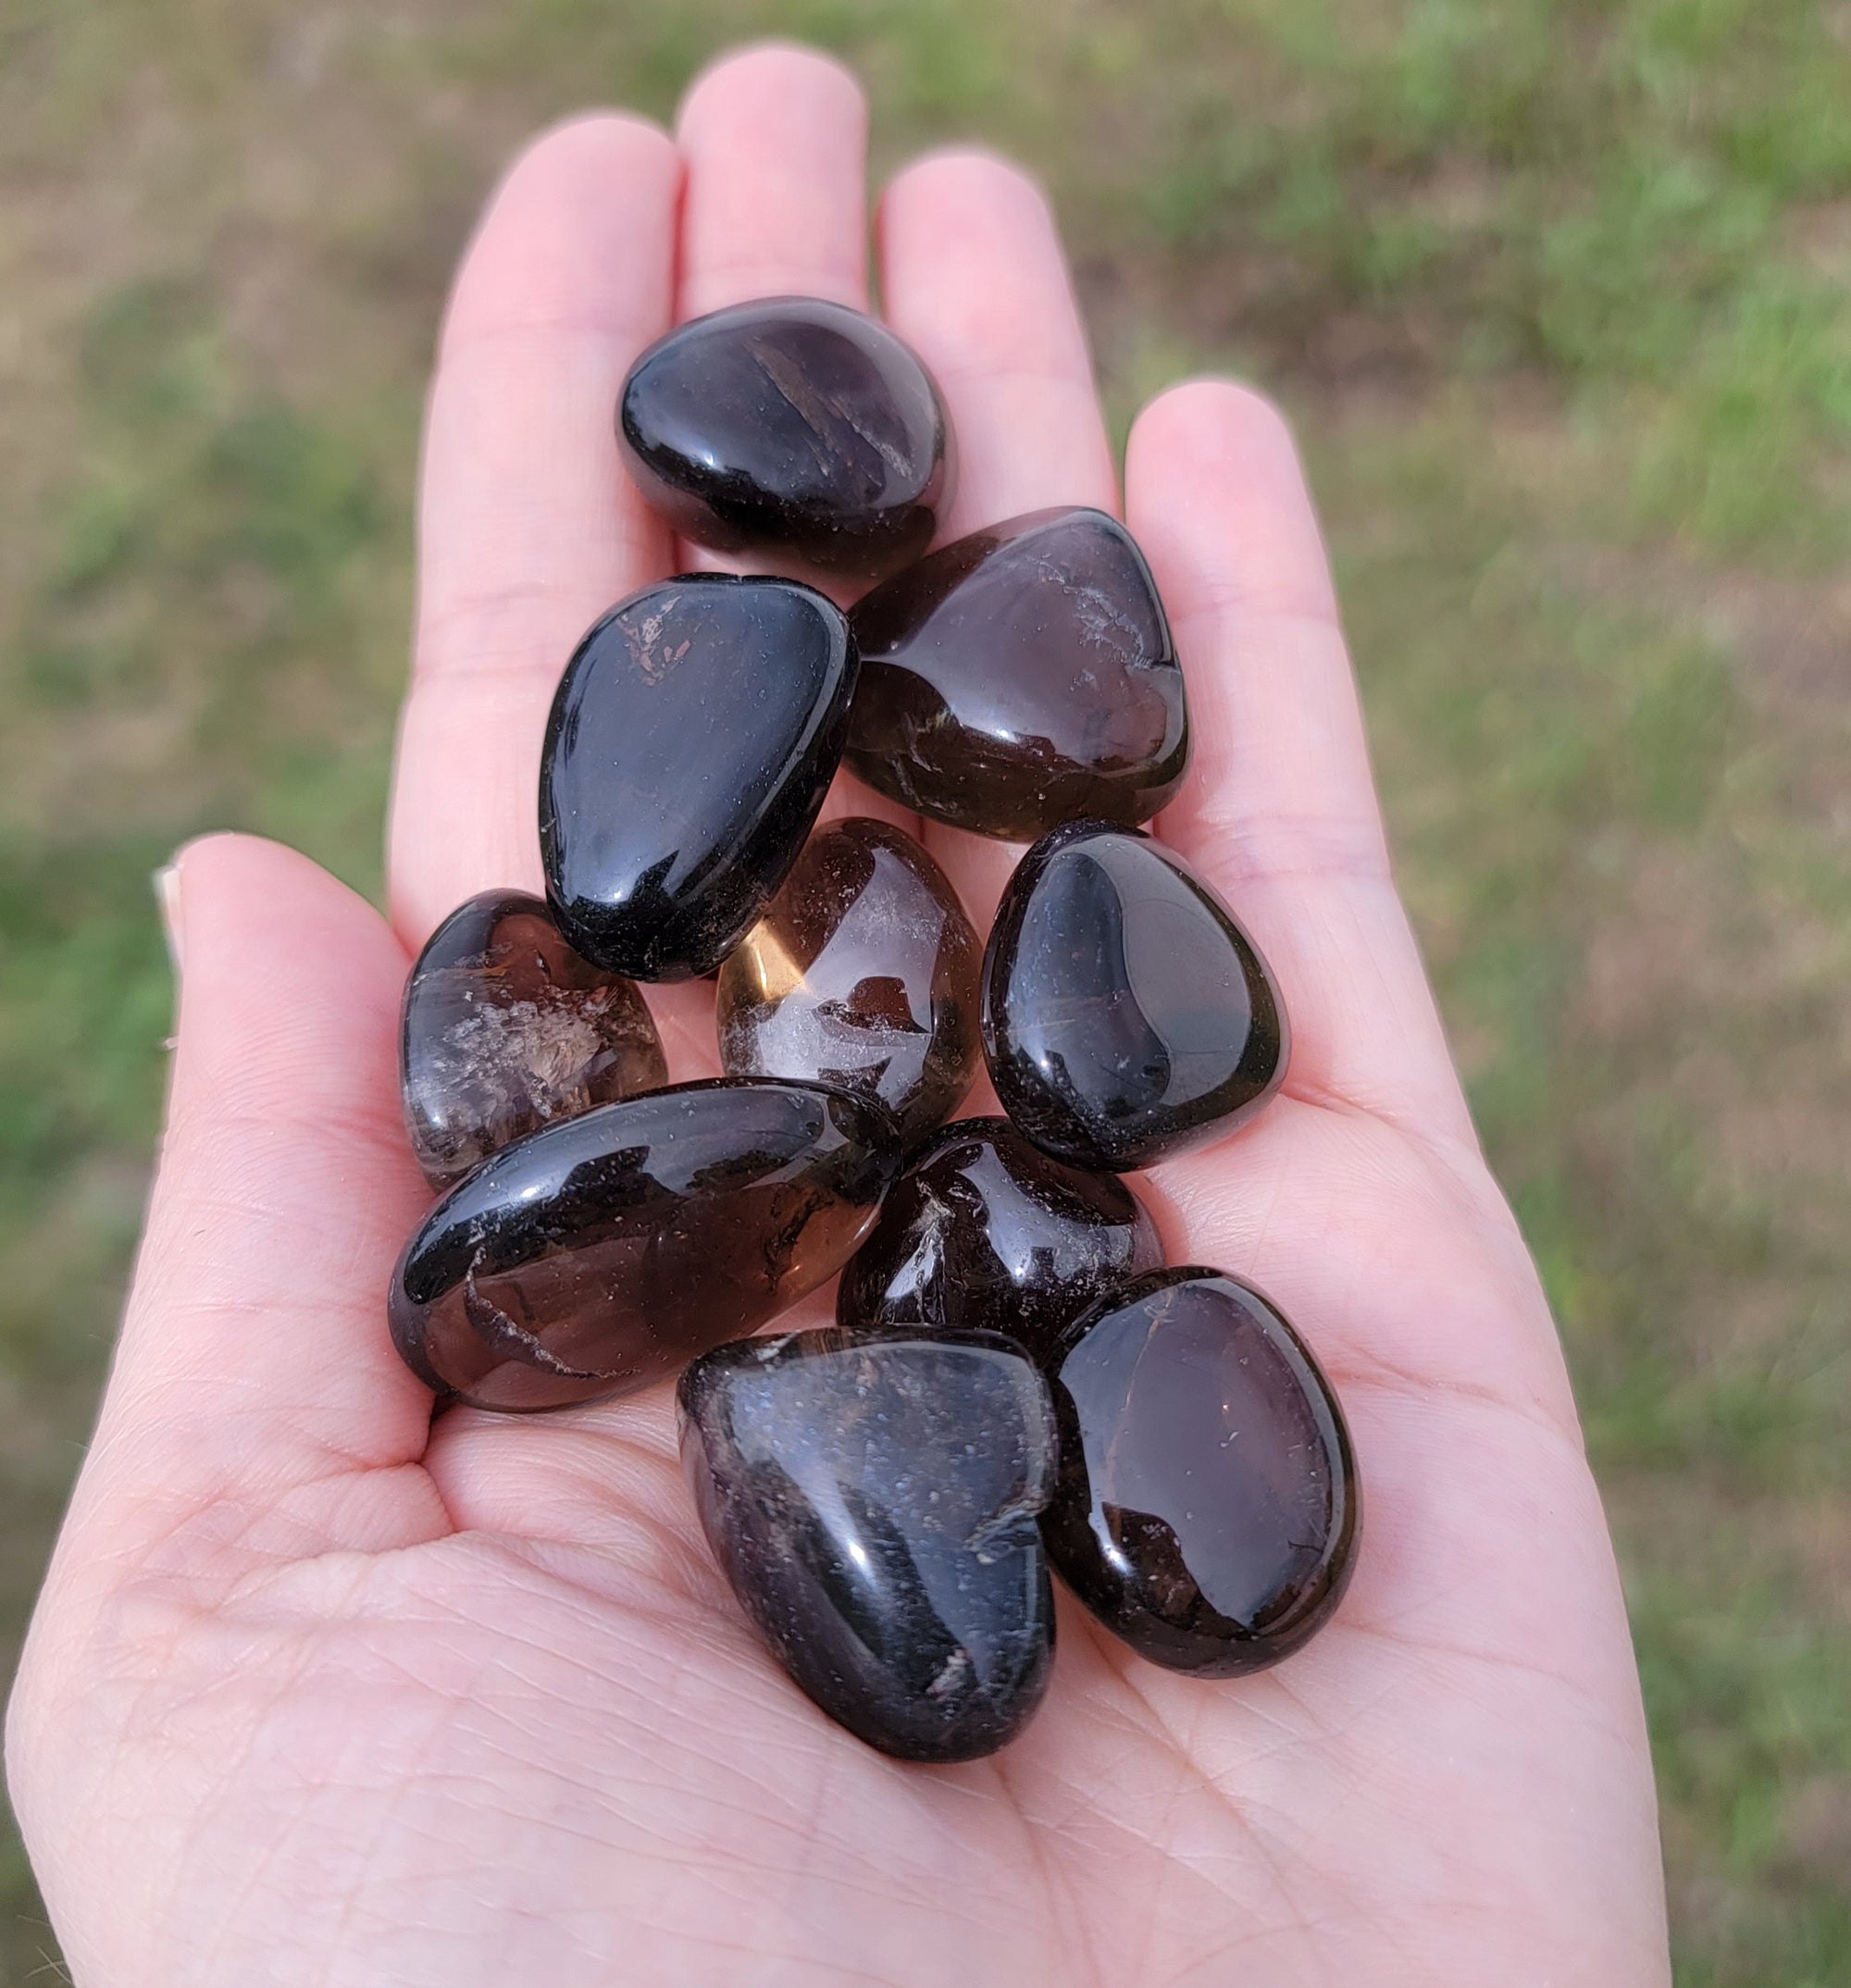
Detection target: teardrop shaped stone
<box><xmin>388</xmin><ymin>1079</ymin><xmax>898</xmax><ymax>1413</ymax></box>
<box><xmin>1043</xmin><ymin>1268</ymin><xmax>1359</xmax><ymax>1675</ymax></box>
<box><xmin>837</xmin><ymin>1117</ymin><xmax>1163</xmax><ymax>1363</ymax></box>
<box><xmin>618</xmin><ymin>297</ymin><xmax>952</xmax><ymax>582</ymax></box>
<box><xmin>400</xmin><ymin>889</ymin><xmax>668</xmax><ymax>1189</ymax></box>
<box><xmin>715</xmin><ymin>817</ymin><xmax>980</xmax><ymax>1146</ymax></box>
<box><xmin>679</xmin><ymin>1325</ymin><xmax>1057</xmax><ymax>1761</ymax></box>
<box><xmin>845</xmin><ymin>506</ymin><xmax>1187</xmax><ymax>839</ymax></box>
<box><xmin>983</xmin><ymin>822</ymin><xmax>1288</xmax><ymax>1172</ymax></box>
<box><xmin>540</xmin><ymin>575</ymin><xmax>857</xmax><ymax>981</ymax></box>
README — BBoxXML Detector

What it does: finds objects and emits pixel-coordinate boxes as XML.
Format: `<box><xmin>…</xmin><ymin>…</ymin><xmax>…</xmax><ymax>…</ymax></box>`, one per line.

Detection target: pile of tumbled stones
<box><xmin>388</xmin><ymin>297</ymin><xmax>1359</xmax><ymax>1762</ymax></box>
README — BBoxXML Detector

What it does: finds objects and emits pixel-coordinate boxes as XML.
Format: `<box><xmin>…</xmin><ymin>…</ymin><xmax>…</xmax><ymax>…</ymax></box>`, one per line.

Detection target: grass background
<box><xmin>1</xmin><ymin>0</ymin><xmax>1847</xmax><ymax>1979</ymax></box>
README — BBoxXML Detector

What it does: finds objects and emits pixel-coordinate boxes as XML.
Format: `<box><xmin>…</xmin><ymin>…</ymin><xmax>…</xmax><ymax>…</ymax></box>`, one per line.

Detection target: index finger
<box><xmin>388</xmin><ymin>115</ymin><xmax>679</xmax><ymax>949</ymax></box>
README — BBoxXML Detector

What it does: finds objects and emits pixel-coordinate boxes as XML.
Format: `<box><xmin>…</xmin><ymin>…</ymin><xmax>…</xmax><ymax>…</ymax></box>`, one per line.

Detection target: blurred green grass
<box><xmin>1</xmin><ymin>1</ymin><xmax>1847</xmax><ymax>1980</ymax></box>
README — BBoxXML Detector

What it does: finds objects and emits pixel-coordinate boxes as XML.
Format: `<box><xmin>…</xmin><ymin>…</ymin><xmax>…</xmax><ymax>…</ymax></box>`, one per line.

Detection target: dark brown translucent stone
<box><xmin>679</xmin><ymin>1325</ymin><xmax>1056</xmax><ymax>1760</ymax></box>
<box><xmin>844</xmin><ymin>506</ymin><xmax>1187</xmax><ymax>839</ymax></box>
<box><xmin>618</xmin><ymin>297</ymin><xmax>952</xmax><ymax>583</ymax></box>
<box><xmin>539</xmin><ymin>575</ymin><xmax>856</xmax><ymax>981</ymax></box>
<box><xmin>715</xmin><ymin>817</ymin><xmax>980</xmax><ymax>1147</ymax></box>
<box><xmin>983</xmin><ymin>822</ymin><xmax>1288</xmax><ymax>1173</ymax></box>
<box><xmin>399</xmin><ymin>889</ymin><xmax>667</xmax><ymax>1189</ymax></box>
<box><xmin>837</xmin><ymin>1117</ymin><xmax>1163</xmax><ymax>1363</ymax></box>
<box><xmin>389</xmin><ymin>1079</ymin><xmax>898</xmax><ymax>1413</ymax></box>
<box><xmin>1042</xmin><ymin>1268</ymin><xmax>1359</xmax><ymax>1675</ymax></box>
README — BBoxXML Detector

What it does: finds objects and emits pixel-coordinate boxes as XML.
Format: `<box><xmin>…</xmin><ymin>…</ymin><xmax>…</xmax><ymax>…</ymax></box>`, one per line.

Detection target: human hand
<box><xmin>6</xmin><ymin>43</ymin><xmax>1672</xmax><ymax>1986</ymax></box>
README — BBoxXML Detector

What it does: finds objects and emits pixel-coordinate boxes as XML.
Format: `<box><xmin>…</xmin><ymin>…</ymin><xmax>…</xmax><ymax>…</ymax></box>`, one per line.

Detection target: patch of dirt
<box><xmin>1781</xmin><ymin>1773</ymin><xmax>1851</xmax><ymax>1885</ymax></box>
<box><xmin>1605</xmin><ymin>1476</ymin><xmax>1851</xmax><ymax>1622</ymax></box>
<box><xmin>1080</xmin><ymin>239</ymin><xmax>1459</xmax><ymax>403</ymax></box>
<box><xmin>1783</xmin><ymin>196</ymin><xmax>1851</xmax><ymax>280</ymax></box>
<box><xmin>1557</xmin><ymin>542</ymin><xmax>1851</xmax><ymax>716</ymax></box>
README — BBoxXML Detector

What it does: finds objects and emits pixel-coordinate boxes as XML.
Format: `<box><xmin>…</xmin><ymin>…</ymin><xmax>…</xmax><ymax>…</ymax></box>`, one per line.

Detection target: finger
<box><xmin>877</xmin><ymin>149</ymin><xmax>1119</xmax><ymax>927</ymax></box>
<box><xmin>879</xmin><ymin>148</ymin><xmax>1115</xmax><ymax>534</ymax></box>
<box><xmin>1126</xmin><ymin>379</ymin><xmax>1477</xmax><ymax>1150</ymax></box>
<box><xmin>675</xmin><ymin>43</ymin><xmax>869</xmax><ymax>317</ymax></box>
<box><xmin>58</xmin><ymin>836</ymin><xmax>447</xmax><ymax>1584</ymax></box>
<box><xmin>673</xmin><ymin>44</ymin><xmax>913</xmax><ymax>832</ymax></box>
<box><xmin>389</xmin><ymin>114</ymin><xmax>679</xmax><ymax>951</ymax></box>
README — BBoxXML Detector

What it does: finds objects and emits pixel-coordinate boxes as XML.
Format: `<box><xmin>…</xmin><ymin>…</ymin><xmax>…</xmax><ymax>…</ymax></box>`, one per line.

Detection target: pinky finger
<box><xmin>1128</xmin><ymin>379</ymin><xmax>1479</xmax><ymax>1154</ymax></box>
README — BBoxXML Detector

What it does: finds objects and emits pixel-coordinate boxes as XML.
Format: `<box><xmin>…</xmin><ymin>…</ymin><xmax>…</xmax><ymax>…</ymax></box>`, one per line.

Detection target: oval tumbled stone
<box><xmin>983</xmin><ymin>821</ymin><xmax>1288</xmax><ymax>1172</ymax></box>
<box><xmin>845</xmin><ymin>506</ymin><xmax>1187</xmax><ymax>839</ymax></box>
<box><xmin>837</xmin><ymin>1116</ymin><xmax>1163</xmax><ymax>1363</ymax></box>
<box><xmin>540</xmin><ymin>575</ymin><xmax>856</xmax><ymax>981</ymax></box>
<box><xmin>679</xmin><ymin>1325</ymin><xmax>1057</xmax><ymax>1761</ymax></box>
<box><xmin>715</xmin><ymin>817</ymin><xmax>980</xmax><ymax>1147</ymax></box>
<box><xmin>388</xmin><ymin>1079</ymin><xmax>898</xmax><ymax>1413</ymax></box>
<box><xmin>1042</xmin><ymin>1268</ymin><xmax>1359</xmax><ymax>1675</ymax></box>
<box><xmin>400</xmin><ymin>888</ymin><xmax>667</xmax><ymax>1189</ymax></box>
<box><xmin>618</xmin><ymin>297</ymin><xmax>951</xmax><ymax>582</ymax></box>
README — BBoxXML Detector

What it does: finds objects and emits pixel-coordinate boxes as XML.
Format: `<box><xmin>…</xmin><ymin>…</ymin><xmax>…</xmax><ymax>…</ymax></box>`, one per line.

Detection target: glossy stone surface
<box><xmin>618</xmin><ymin>298</ymin><xmax>951</xmax><ymax>583</ymax></box>
<box><xmin>400</xmin><ymin>889</ymin><xmax>667</xmax><ymax>1189</ymax></box>
<box><xmin>389</xmin><ymin>1080</ymin><xmax>898</xmax><ymax>1413</ymax></box>
<box><xmin>540</xmin><ymin>575</ymin><xmax>856</xmax><ymax>980</ymax></box>
<box><xmin>983</xmin><ymin>822</ymin><xmax>1288</xmax><ymax>1172</ymax></box>
<box><xmin>679</xmin><ymin>1325</ymin><xmax>1057</xmax><ymax>1760</ymax></box>
<box><xmin>715</xmin><ymin>818</ymin><xmax>980</xmax><ymax>1147</ymax></box>
<box><xmin>1042</xmin><ymin>1268</ymin><xmax>1359</xmax><ymax>1675</ymax></box>
<box><xmin>845</xmin><ymin>506</ymin><xmax>1187</xmax><ymax>839</ymax></box>
<box><xmin>837</xmin><ymin>1117</ymin><xmax>1163</xmax><ymax>1363</ymax></box>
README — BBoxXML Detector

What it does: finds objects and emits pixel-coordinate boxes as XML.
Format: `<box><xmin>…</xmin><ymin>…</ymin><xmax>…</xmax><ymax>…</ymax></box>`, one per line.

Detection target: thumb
<box><xmin>46</xmin><ymin>833</ymin><xmax>444</xmax><ymax>1597</ymax></box>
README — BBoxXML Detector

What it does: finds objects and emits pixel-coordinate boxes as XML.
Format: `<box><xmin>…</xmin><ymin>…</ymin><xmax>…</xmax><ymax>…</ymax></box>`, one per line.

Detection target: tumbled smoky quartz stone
<box><xmin>388</xmin><ymin>1079</ymin><xmax>898</xmax><ymax>1413</ymax></box>
<box><xmin>400</xmin><ymin>889</ymin><xmax>667</xmax><ymax>1189</ymax></box>
<box><xmin>1041</xmin><ymin>1268</ymin><xmax>1359</xmax><ymax>1676</ymax></box>
<box><xmin>716</xmin><ymin>817</ymin><xmax>980</xmax><ymax>1148</ymax></box>
<box><xmin>983</xmin><ymin>822</ymin><xmax>1288</xmax><ymax>1172</ymax></box>
<box><xmin>618</xmin><ymin>297</ymin><xmax>951</xmax><ymax>583</ymax></box>
<box><xmin>539</xmin><ymin>574</ymin><xmax>857</xmax><ymax>982</ymax></box>
<box><xmin>837</xmin><ymin>1117</ymin><xmax>1163</xmax><ymax>1363</ymax></box>
<box><xmin>845</xmin><ymin>506</ymin><xmax>1187</xmax><ymax>839</ymax></box>
<box><xmin>679</xmin><ymin>1325</ymin><xmax>1056</xmax><ymax>1761</ymax></box>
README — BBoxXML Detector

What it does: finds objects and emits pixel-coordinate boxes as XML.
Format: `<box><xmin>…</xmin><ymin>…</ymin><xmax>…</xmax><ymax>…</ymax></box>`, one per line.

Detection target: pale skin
<box><xmin>5</xmin><ymin>43</ymin><xmax>1673</xmax><ymax>1987</ymax></box>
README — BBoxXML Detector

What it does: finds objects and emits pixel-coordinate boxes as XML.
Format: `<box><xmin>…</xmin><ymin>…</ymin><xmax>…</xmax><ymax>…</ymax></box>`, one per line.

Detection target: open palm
<box><xmin>7</xmin><ymin>45</ymin><xmax>1671</xmax><ymax>1987</ymax></box>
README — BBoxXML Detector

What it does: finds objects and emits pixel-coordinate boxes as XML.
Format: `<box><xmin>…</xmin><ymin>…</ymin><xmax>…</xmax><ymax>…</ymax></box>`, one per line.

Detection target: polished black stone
<box><xmin>983</xmin><ymin>822</ymin><xmax>1288</xmax><ymax>1172</ymax></box>
<box><xmin>715</xmin><ymin>817</ymin><xmax>981</xmax><ymax>1147</ymax></box>
<box><xmin>679</xmin><ymin>1325</ymin><xmax>1057</xmax><ymax>1760</ymax></box>
<box><xmin>388</xmin><ymin>1079</ymin><xmax>898</xmax><ymax>1413</ymax></box>
<box><xmin>845</xmin><ymin>506</ymin><xmax>1187</xmax><ymax>839</ymax></box>
<box><xmin>618</xmin><ymin>298</ymin><xmax>951</xmax><ymax>583</ymax></box>
<box><xmin>400</xmin><ymin>889</ymin><xmax>667</xmax><ymax>1189</ymax></box>
<box><xmin>837</xmin><ymin>1117</ymin><xmax>1163</xmax><ymax>1363</ymax></box>
<box><xmin>1042</xmin><ymin>1268</ymin><xmax>1358</xmax><ymax>1675</ymax></box>
<box><xmin>539</xmin><ymin>575</ymin><xmax>856</xmax><ymax>980</ymax></box>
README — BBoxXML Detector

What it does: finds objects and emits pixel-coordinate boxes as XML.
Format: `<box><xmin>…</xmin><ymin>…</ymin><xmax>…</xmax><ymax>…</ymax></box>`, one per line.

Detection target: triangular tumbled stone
<box><xmin>847</xmin><ymin>507</ymin><xmax>1188</xmax><ymax>839</ymax></box>
<box><xmin>983</xmin><ymin>822</ymin><xmax>1288</xmax><ymax>1172</ymax></box>
<box><xmin>679</xmin><ymin>1326</ymin><xmax>1058</xmax><ymax>1761</ymax></box>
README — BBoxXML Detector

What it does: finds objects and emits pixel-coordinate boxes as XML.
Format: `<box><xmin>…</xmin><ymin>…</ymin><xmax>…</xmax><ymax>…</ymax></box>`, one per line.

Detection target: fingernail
<box><xmin>154</xmin><ymin>859</ymin><xmax>185</xmax><ymax>978</ymax></box>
